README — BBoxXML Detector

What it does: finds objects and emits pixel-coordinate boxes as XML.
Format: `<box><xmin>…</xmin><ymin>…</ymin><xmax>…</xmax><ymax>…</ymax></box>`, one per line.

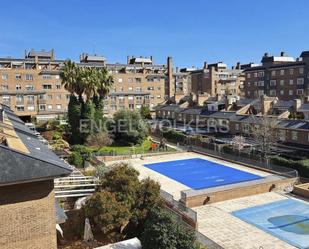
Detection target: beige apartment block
<box><xmin>0</xmin><ymin>50</ymin><xmax>174</xmax><ymax>120</ymax></box>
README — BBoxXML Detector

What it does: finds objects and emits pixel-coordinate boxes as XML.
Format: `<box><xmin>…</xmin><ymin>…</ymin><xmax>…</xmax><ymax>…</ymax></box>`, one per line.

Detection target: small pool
<box><xmin>143</xmin><ymin>158</ymin><xmax>262</xmax><ymax>190</ymax></box>
<box><xmin>232</xmin><ymin>199</ymin><xmax>309</xmax><ymax>249</ymax></box>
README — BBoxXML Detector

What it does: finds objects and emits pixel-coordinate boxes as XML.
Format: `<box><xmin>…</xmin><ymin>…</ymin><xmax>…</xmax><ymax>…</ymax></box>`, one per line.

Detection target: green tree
<box><xmin>100</xmin><ymin>163</ymin><xmax>140</xmax><ymax>209</ymax></box>
<box><xmin>113</xmin><ymin>110</ymin><xmax>149</xmax><ymax>145</ymax></box>
<box><xmin>141</xmin><ymin>207</ymin><xmax>197</xmax><ymax>249</ymax></box>
<box><xmin>84</xmin><ymin>190</ymin><xmax>131</xmax><ymax>239</ymax></box>
<box><xmin>140</xmin><ymin>105</ymin><xmax>152</xmax><ymax>119</ymax></box>
<box><xmin>67</xmin><ymin>95</ymin><xmax>82</xmax><ymax>144</ymax></box>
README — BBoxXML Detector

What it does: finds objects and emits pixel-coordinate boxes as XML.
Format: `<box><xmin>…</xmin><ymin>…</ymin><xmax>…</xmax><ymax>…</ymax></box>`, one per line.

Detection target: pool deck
<box><xmin>194</xmin><ymin>192</ymin><xmax>297</xmax><ymax>249</ymax></box>
<box><xmin>105</xmin><ymin>152</ymin><xmax>271</xmax><ymax>200</ymax></box>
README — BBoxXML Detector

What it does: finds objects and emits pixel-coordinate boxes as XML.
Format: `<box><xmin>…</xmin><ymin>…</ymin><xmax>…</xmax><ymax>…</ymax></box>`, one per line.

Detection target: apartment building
<box><xmin>0</xmin><ymin>50</ymin><xmax>69</xmax><ymax>121</ymax></box>
<box><xmin>190</xmin><ymin>61</ymin><xmax>246</xmax><ymax>98</ymax></box>
<box><xmin>244</xmin><ymin>51</ymin><xmax>309</xmax><ymax>100</ymax></box>
<box><xmin>0</xmin><ymin>104</ymin><xmax>72</xmax><ymax>249</ymax></box>
<box><xmin>0</xmin><ymin>50</ymin><xmax>174</xmax><ymax>120</ymax></box>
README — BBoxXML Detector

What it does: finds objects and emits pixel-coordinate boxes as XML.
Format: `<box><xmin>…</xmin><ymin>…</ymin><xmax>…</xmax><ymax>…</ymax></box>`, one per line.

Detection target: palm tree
<box><xmin>97</xmin><ymin>67</ymin><xmax>114</xmax><ymax>101</ymax></box>
<box><xmin>60</xmin><ymin>60</ymin><xmax>77</xmax><ymax>94</ymax></box>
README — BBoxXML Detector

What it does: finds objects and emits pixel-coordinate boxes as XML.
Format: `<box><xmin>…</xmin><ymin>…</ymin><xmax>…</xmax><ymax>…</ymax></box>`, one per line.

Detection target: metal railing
<box><xmin>189</xmin><ymin>145</ymin><xmax>298</xmax><ymax>178</ymax></box>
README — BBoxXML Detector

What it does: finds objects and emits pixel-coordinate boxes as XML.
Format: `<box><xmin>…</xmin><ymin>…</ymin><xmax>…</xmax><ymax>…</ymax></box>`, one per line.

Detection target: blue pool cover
<box><xmin>232</xmin><ymin>199</ymin><xmax>309</xmax><ymax>249</ymax></box>
<box><xmin>143</xmin><ymin>158</ymin><xmax>262</xmax><ymax>190</ymax></box>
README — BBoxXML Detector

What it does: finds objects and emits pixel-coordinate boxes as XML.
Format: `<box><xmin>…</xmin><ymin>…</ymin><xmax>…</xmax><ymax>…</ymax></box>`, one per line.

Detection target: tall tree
<box><xmin>60</xmin><ymin>60</ymin><xmax>78</xmax><ymax>94</ymax></box>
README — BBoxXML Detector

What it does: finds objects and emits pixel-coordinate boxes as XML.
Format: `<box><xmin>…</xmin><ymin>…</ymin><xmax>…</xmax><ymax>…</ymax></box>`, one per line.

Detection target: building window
<box><xmin>269</xmin><ymin>90</ymin><xmax>276</xmax><ymax>96</ymax></box>
<box><xmin>2</xmin><ymin>74</ymin><xmax>8</xmax><ymax>80</ymax></box>
<box><xmin>270</xmin><ymin>80</ymin><xmax>276</xmax><ymax>86</ymax></box>
<box><xmin>271</xmin><ymin>70</ymin><xmax>276</xmax><ymax>77</ymax></box>
<box><xmin>128</xmin><ymin>87</ymin><xmax>133</xmax><ymax>91</ymax></box>
<box><xmin>247</xmin><ymin>73</ymin><xmax>251</xmax><ymax>78</ymax></box>
<box><xmin>254</xmin><ymin>72</ymin><xmax>258</xmax><ymax>77</ymax></box>
<box><xmin>25</xmin><ymin>74</ymin><xmax>33</xmax><ymax>81</ymax></box>
<box><xmin>27</xmin><ymin>106</ymin><xmax>35</xmax><ymax>111</ymax></box>
<box><xmin>42</xmin><ymin>75</ymin><xmax>52</xmax><ymax>79</ymax></box>
<box><xmin>16</xmin><ymin>106</ymin><xmax>24</xmax><ymax>111</ymax></box>
<box><xmin>16</xmin><ymin>84</ymin><xmax>21</xmax><ymax>90</ymax></box>
<box><xmin>47</xmin><ymin>105</ymin><xmax>53</xmax><ymax>110</ymax></box>
<box><xmin>135</xmin><ymin>78</ymin><xmax>142</xmax><ymax>83</ymax></box>
<box><xmin>129</xmin><ymin>104</ymin><xmax>134</xmax><ymax>109</ymax></box>
<box><xmin>278</xmin><ymin>130</ymin><xmax>286</xmax><ymax>141</ymax></box>
<box><xmin>56</xmin><ymin>84</ymin><xmax>61</xmax><ymax>89</ymax></box>
<box><xmin>280</xmin><ymin>70</ymin><xmax>285</xmax><ymax>76</ymax></box>
<box><xmin>48</xmin><ymin>95</ymin><xmax>53</xmax><ymax>100</ymax></box>
<box><xmin>289</xmin><ymin>68</ymin><xmax>294</xmax><ymax>75</ymax></box>
<box><xmin>258</xmin><ymin>90</ymin><xmax>264</xmax><ymax>96</ymax></box>
<box><xmin>1</xmin><ymin>84</ymin><xmax>8</xmax><ymax>91</ymax></box>
<box><xmin>289</xmin><ymin>79</ymin><xmax>294</xmax><ymax>85</ymax></box>
<box><xmin>118</xmin><ymin>78</ymin><xmax>123</xmax><ymax>83</ymax></box>
<box><xmin>128</xmin><ymin>96</ymin><xmax>134</xmax><ymax>100</ymax></box>
<box><xmin>280</xmin><ymin>80</ymin><xmax>284</xmax><ymax>86</ymax></box>
<box><xmin>291</xmin><ymin>131</ymin><xmax>298</xmax><ymax>140</ymax></box>
<box><xmin>42</xmin><ymin>84</ymin><xmax>52</xmax><ymax>89</ymax></box>
<box><xmin>27</xmin><ymin>95</ymin><xmax>35</xmax><ymax>103</ymax></box>
<box><xmin>258</xmin><ymin>71</ymin><xmax>264</xmax><ymax>77</ymax></box>
<box><xmin>157</xmin><ymin>95</ymin><xmax>161</xmax><ymax>99</ymax></box>
<box><xmin>16</xmin><ymin>95</ymin><xmax>24</xmax><ymax>103</ymax></box>
<box><xmin>39</xmin><ymin>104</ymin><xmax>46</xmax><ymax>111</ymax></box>
<box><xmin>15</xmin><ymin>74</ymin><xmax>22</xmax><ymax>79</ymax></box>
<box><xmin>297</xmin><ymin>78</ymin><xmax>304</xmax><ymax>85</ymax></box>
<box><xmin>299</xmin><ymin>67</ymin><xmax>304</xmax><ymax>74</ymax></box>
<box><xmin>128</xmin><ymin>78</ymin><xmax>133</xmax><ymax>83</ymax></box>
<box><xmin>235</xmin><ymin>123</ymin><xmax>240</xmax><ymax>131</ymax></box>
<box><xmin>55</xmin><ymin>75</ymin><xmax>60</xmax><ymax>79</ymax></box>
<box><xmin>289</xmin><ymin>90</ymin><xmax>294</xmax><ymax>95</ymax></box>
<box><xmin>280</xmin><ymin>90</ymin><xmax>284</xmax><ymax>95</ymax></box>
<box><xmin>297</xmin><ymin>89</ymin><xmax>304</xmax><ymax>95</ymax></box>
<box><xmin>26</xmin><ymin>85</ymin><xmax>34</xmax><ymax>91</ymax></box>
<box><xmin>38</xmin><ymin>94</ymin><xmax>45</xmax><ymax>100</ymax></box>
<box><xmin>258</xmin><ymin>81</ymin><xmax>264</xmax><ymax>86</ymax></box>
<box><xmin>136</xmin><ymin>87</ymin><xmax>142</xmax><ymax>92</ymax></box>
<box><xmin>56</xmin><ymin>94</ymin><xmax>62</xmax><ymax>100</ymax></box>
<box><xmin>56</xmin><ymin>104</ymin><xmax>62</xmax><ymax>110</ymax></box>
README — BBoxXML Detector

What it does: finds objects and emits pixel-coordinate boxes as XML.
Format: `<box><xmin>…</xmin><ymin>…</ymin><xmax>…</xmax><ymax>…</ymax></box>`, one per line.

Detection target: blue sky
<box><xmin>1</xmin><ymin>0</ymin><xmax>309</xmax><ymax>67</ymax></box>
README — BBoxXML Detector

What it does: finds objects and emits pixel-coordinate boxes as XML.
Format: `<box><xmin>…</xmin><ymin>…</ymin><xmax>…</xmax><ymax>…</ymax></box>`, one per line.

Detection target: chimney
<box><xmin>261</xmin><ymin>95</ymin><xmax>273</xmax><ymax>115</ymax></box>
<box><xmin>236</xmin><ymin>62</ymin><xmax>241</xmax><ymax>69</ymax></box>
<box><xmin>51</xmin><ymin>49</ymin><xmax>55</xmax><ymax>61</ymax></box>
<box><xmin>176</xmin><ymin>67</ymin><xmax>179</xmax><ymax>73</ymax></box>
<box><xmin>167</xmin><ymin>57</ymin><xmax>174</xmax><ymax>98</ymax></box>
<box><xmin>293</xmin><ymin>99</ymin><xmax>302</xmax><ymax>111</ymax></box>
<box><xmin>150</xmin><ymin>56</ymin><xmax>153</xmax><ymax>64</ymax></box>
<box><xmin>264</xmin><ymin>52</ymin><xmax>269</xmax><ymax>57</ymax></box>
<box><xmin>203</xmin><ymin>61</ymin><xmax>208</xmax><ymax>69</ymax></box>
<box><xmin>280</xmin><ymin>51</ymin><xmax>286</xmax><ymax>57</ymax></box>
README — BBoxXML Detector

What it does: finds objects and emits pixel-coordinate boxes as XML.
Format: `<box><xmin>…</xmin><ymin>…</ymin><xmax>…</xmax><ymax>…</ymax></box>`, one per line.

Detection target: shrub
<box><xmin>52</xmin><ymin>131</ymin><xmax>62</xmax><ymax>140</ymax></box>
<box><xmin>84</xmin><ymin>190</ymin><xmax>131</xmax><ymax>238</ymax></box>
<box><xmin>141</xmin><ymin>207</ymin><xmax>198</xmax><ymax>249</ymax></box>
<box><xmin>162</xmin><ymin>129</ymin><xmax>186</xmax><ymax>143</ymax></box>
<box><xmin>69</xmin><ymin>152</ymin><xmax>84</xmax><ymax>168</ymax></box>
<box><xmin>71</xmin><ymin>144</ymin><xmax>93</xmax><ymax>161</ymax></box>
<box><xmin>113</xmin><ymin>110</ymin><xmax>149</xmax><ymax>145</ymax></box>
<box><xmin>271</xmin><ymin>156</ymin><xmax>309</xmax><ymax>178</ymax></box>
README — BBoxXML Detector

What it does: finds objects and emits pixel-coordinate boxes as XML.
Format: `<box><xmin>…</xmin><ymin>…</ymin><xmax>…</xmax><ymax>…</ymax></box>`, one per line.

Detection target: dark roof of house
<box><xmin>208</xmin><ymin>111</ymin><xmax>236</xmax><ymax>119</ymax></box>
<box><xmin>300</xmin><ymin>51</ymin><xmax>309</xmax><ymax>58</ymax></box>
<box><xmin>0</xmin><ymin>106</ymin><xmax>72</xmax><ymax>186</ymax></box>
<box><xmin>274</xmin><ymin>100</ymin><xmax>294</xmax><ymax>109</ymax></box>
<box><xmin>299</xmin><ymin>104</ymin><xmax>309</xmax><ymax>111</ymax></box>
<box><xmin>180</xmin><ymin>108</ymin><xmax>204</xmax><ymax>115</ymax></box>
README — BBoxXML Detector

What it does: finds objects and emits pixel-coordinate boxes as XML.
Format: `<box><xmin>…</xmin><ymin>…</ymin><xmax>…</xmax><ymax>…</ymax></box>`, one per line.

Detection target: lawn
<box><xmin>97</xmin><ymin>139</ymin><xmax>176</xmax><ymax>155</ymax></box>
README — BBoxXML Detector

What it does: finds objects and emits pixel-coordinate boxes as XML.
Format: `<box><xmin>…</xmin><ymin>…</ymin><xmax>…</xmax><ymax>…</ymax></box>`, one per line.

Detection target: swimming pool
<box><xmin>143</xmin><ymin>158</ymin><xmax>262</xmax><ymax>190</ymax></box>
<box><xmin>232</xmin><ymin>199</ymin><xmax>309</xmax><ymax>249</ymax></box>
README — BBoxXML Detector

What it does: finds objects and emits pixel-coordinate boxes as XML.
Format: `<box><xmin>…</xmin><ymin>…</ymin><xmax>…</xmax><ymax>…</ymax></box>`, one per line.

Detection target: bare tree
<box><xmin>232</xmin><ymin>135</ymin><xmax>245</xmax><ymax>155</ymax></box>
<box><xmin>249</xmin><ymin>114</ymin><xmax>278</xmax><ymax>163</ymax></box>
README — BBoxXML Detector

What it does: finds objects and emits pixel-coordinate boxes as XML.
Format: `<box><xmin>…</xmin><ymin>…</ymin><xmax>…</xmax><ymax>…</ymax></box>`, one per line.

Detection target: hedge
<box><xmin>162</xmin><ymin>129</ymin><xmax>187</xmax><ymax>143</ymax></box>
<box><xmin>69</xmin><ymin>152</ymin><xmax>84</xmax><ymax>168</ymax></box>
<box><xmin>271</xmin><ymin>156</ymin><xmax>309</xmax><ymax>178</ymax></box>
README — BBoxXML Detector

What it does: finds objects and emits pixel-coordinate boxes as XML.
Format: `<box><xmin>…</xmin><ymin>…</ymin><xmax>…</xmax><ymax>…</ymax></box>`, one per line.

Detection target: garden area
<box><xmin>58</xmin><ymin>163</ymin><xmax>206</xmax><ymax>249</ymax></box>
